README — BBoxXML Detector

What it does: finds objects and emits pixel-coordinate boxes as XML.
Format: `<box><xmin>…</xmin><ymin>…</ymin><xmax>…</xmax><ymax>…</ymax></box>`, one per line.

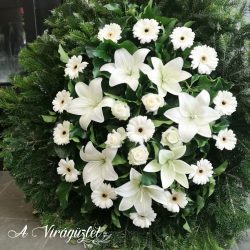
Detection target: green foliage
<box><xmin>0</xmin><ymin>0</ymin><xmax>249</xmax><ymax>249</ymax></box>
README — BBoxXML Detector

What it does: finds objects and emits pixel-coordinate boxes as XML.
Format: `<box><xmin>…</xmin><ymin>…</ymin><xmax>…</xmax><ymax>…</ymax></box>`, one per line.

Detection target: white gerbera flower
<box><xmin>57</xmin><ymin>158</ymin><xmax>80</xmax><ymax>183</ymax></box>
<box><xmin>53</xmin><ymin>121</ymin><xmax>71</xmax><ymax>145</ymax></box>
<box><xmin>189</xmin><ymin>159</ymin><xmax>213</xmax><ymax>185</ymax></box>
<box><xmin>214</xmin><ymin>128</ymin><xmax>237</xmax><ymax>150</ymax></box>
<box><xmin>97</xmin><ymin>23</ymin><xmax>122</xmax><ymax>43</ymax></box>
<box><xmin>170</xmin><ymin>27</ymin><xmax>195</xmax><ymax>51</ymax></box>
<box><xmin>133</xmin><ymin>19</ymin><xmax>160</xmax><ymax>44</ymax></box>
<box><xmin>164</xmin><ymin>190</ymin><xmax>188</xmax><ymax>213</ymax></box>
<box><xmin>190</xmin><ymin>45</ymin><xmax>218</xmax><ymax>75</ymax></box>
<box><xmin>213</xmin><ymin>91</ymin><xmax>237</xmax><ymax>115</ymax></box>
<box><xmin>64</xmin><ymin>55</ymin><xmax>88</xmax><ymax>79</ymax></box>
<box><xmin>127</xmin><ymin>116</ymin><xmax>155</xmax><ymax>144</ymax></box>
<box><xmin>129</xmin><ymin>208</ymin><xmax>157</xmax><ymax>228</ymax></box>
<box><xmin>52</xmin><ymin>90</ymin><xmax>72</xmax><ymax>113</ymax></box>
<box><xmin>91</xmin><ymin>183</ymin><xmax>117</xmax><ymax>209</ymax></box>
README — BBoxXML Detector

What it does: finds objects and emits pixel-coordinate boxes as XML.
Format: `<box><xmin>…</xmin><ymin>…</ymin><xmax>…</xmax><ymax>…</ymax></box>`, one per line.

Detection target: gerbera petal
<box><xmin>144</xmin><ymin>160</ymin><xmax>161</xmax><ymax>172</ymax></box>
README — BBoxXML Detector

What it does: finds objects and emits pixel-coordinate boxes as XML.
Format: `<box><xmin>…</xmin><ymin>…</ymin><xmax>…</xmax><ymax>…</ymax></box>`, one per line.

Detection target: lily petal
<box><xmin>80</xmin><ymin>141</ymin><xmax>103</xmax><ymax>162</ymax></box>
<box><xmin>100</xmin><ymin>63</ymin><xmax>116</xmax><ymax>73</ymax></box>
<box><xmin>161</xmin><ymin>164</ymin><xmax>175</xmax><ymax>189</ymax></box>
<box><xmin>159</xmin><ymin>150</ymin><xmax>174</xmax><ymax>164</ymax></box>
<box><xmin>196</xmin><ymin>89</ymin><xmax>210</xmax><ymax>106</ymax></box>
<box><xmin>175</xmin><ymin>173</ymin><xmax>189</xmax><ymax>188</ymax></box>
<box><xmin>133</xmin><ymin>48</ymin><xmax>150</xmax><ymax>65</ymax></box>
<box><xmin>116</xmin><ymin>181</ymin><xmax>139</xmax><ymax>197</ymax></box>
<box><xmin>146</xmin><ymin>185</ymin><xmax>167</xmax><ymax>205</ymax></box>
<box><xmin>102</xmin><ymin>162</ymin><xmax>118</xmax><ymax>181</ymax></box>
<box><xmin>171</xmin><ymin>146</ymin><xmax>186</xmax><ymax>159</ymax></box>
<box><xmin>144</xmin><ymin>160</ymin><xmax>161</xmax><ymax>172</ymax></box>
<box><xmin>119</xmin><ymin>196</ymin><xmax>136</xmax><ymax>211</ymax></box>
<box><xmin>79</xmin><ymin>114</ymin><xmax>92</xmax><ymax>130</ymax></box>
<box><xmin>164</xmin><ymin>107</ymin><xmax>183</xmax><ymax>124</ymax></box>
<box><xmin>178</xmin><ymin>122</ymin><xmax>198</xmax><ymax>143</ymax></box>
<box><xmin>173</xmin><ymin>160</ymin><xmax>193</xmax><ymax>174</ymax></box>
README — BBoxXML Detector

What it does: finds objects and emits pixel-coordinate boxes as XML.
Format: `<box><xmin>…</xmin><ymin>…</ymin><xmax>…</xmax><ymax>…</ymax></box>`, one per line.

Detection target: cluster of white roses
<box><xmin>51</xmin><ymin>18</ymin><xmax>238</xmax><ymax>228</ymax></box>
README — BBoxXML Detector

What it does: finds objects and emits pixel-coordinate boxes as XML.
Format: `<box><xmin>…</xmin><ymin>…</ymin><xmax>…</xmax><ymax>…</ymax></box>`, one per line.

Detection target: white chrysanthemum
<box><xmin>170</xmin><ymin>27</ymin><xmax>195</xmax><ymax>51</ymax></box>
<box><xmin>64</xmin><ymin>55</ymin><xmax>88</xmax><ymax>79</ymax></box>
<box><xmin>53</xmin><ymin>121</ymin><xmax>71</xmax><ymax>145</ymax></box>
<box><xmin>213</xmin><ymin>91</ymin><xmax>237</xmax><ymax>115</ymax></box>
<box><xmin>163</xmin><ymin>190</ymin><xmax>188</xmax><ymax>213</ymax></box>
<box><xmin>189</xmin><ymin>45</ymin><xmax>218</xmax><ymax>75</ymax></box>
<box><xmin>133</xmin><ymin>19</ymin><xmax>160</xmax><ymax>44</ymax></box>
<box><xmin>127</xmin><ymin>116</ymin><xmax>155</xmax><ymax>144</ymax></box>
<box><xmin>52</xmin><ymin>90</ymin><xmax>72</xmax><ymax>113</ymax></box>
<box><xmin>97</xmin><ymin>23</ymin><xmax>122</xmax><ymax>43</ymax></box>
<box><xmin>129</xmin><ymin>208</ymin><xmax>157</xmax><ymax>228</ymax></box>
<box><xmin>214</xmin><ymin>128</ymin><xmax>237</xmax><ymax>150</ymax></box>
<box><xmin>57</xmin><ymin>158</ymin><xmax>80</xmax><ymax>183</ymax></box>
<box><xmin>91</xmin><ymin>183</ymin><xmax>117</xmax><ymax>209</ymax></box>
<box><xmin>189</xmin><ymin>159</ymin><xmax>213</xmax><ymax>185</ymax></box>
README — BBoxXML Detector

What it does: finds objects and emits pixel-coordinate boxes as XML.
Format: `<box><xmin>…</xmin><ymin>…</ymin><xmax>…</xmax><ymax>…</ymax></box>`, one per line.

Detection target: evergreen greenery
<box><xmin>0</xmin><ymin>0</ymin><xmax>249</xmax><ymax>249</ymax></box>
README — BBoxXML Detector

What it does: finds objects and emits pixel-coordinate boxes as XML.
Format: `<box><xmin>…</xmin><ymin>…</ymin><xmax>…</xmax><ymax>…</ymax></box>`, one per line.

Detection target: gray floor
<box><xmin>0</xmin><ymin>171</ymin><xmax>86</xmax><ymax>250</ymax></box>
<box><xmin>0</xmin><ymin>171</ymin><xmax>250</xmax><ymax>250</ymax></box>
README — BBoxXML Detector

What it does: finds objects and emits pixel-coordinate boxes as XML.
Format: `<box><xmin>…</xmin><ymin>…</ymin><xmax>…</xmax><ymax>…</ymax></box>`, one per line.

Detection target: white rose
<box><xmin>111</xmin><ymin>101</ymin><xmax>130</xmax><ymax>121</ymax></box>
<box><xmin>105</xmin><ymin>127</ymin><xmax>126</xmax><ymax>149</ymax></box>
<box><xmin>142</xmin><ymin>93</ymin><xmax>164</xmax><ymax>113</ymax></box>
<box><xmin>161</xmin><ymin>127</ymin><xmax>182</xmax><ymax>148</ymax></box>
<box><xmin>128</xmin><ymin>145</ymin><xmax>149</xmax><ymax>166</ymax></box>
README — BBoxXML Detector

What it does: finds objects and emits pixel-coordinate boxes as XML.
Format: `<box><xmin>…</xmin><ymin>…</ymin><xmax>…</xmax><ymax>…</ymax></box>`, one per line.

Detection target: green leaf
<box><xmin>111</xmin><ymin>210</ymin><xmax>121</xmax><ymax>228</ymax></box>
<box><xmin>141</xmin><ymin>172</ymin><xmax>157</xmax><ymax>186</ymax></box>
<box><xmin>104</xmin><ymin>3</ymin><xmax>122</xmax><ymax>15</ymax></box>
<box><xmin>119</xmin><ymin>40</ymin><xmax>138</xmax><ymax>54</ymax></box>
<box><xmin>58</xmin><ymin>44</ymin><xmax>69</xmax><ymax>63</ymax></box>
<box><xmin>41</xmin><ymin>115</ymin><xmax>57</xmax><ymax>123</ymax></box>
<box><xmin>112</xmin><ymin>154</ymin><xmax>127</xmax><ymax>166</ymax></box>
<box><xmin>152</xmin><ymin>120</ymin><xmax>173</xmax><ymax>127</ymax></box>
<box><xmin>68</xmin><ymin>80</ymin><xmax>74</xmax><ymax>93</ymax></box>
<box><xmin>54</xmin><ymin>145</ymin><xmax>70</xmax><ymax>158</ymax></box>
<box><xmin>184</xmin><ymin>21</ymin><xmax>195</xmax><ymax>27</ymax></box>
<box><xmin>196</xmin><ymin>195</ymin><xmax>205</xmax><ymax>214</ymax></box>
<box><xmin>214</xmin><ymin>160</ymin><xmax>228</xmax><ymax>176</ymax></box>
<box><xmin>183</xmin><ymin>220</ymin><xmax>192</xmax><ymax>233</ymax></box>
<box><xmin>208</xmin><ymin>177</ymin><xmax>216</xmax><ymax>197</ymax></box>
<box><xmin>151</xmin><ymin>141</ymin><xmax>160</xmax><ymax>158</ymax></box>
<box><xmin>93</xmin><ymin>40</ymin><xmax>119</xmax><ymax>62</ymax></box>
<box><xmin>56</xmin><ymin>182</ymin><xmax>72</xmax><ymax>209</ymax></box>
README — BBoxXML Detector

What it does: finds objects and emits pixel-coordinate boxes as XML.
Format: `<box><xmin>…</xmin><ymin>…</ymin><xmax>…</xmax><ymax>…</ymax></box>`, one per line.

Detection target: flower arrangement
<box><xmin>50</xmin><ymin>1</ymin><xmax>238</xmax><ymax>229</ymax></box>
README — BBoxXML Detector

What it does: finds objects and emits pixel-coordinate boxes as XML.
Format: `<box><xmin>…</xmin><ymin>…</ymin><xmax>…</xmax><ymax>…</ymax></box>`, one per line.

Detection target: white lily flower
<box><xmin>164</xmin><ymin>90</ymin><xmax>220</xmax><ymax>143</ymax></box>
<box><xmin>115</xmin><ymin>168</ymin><xmax>167</xmax><ymax>214</ymax></box>
<box><xmin>67</xmin><ymin>78</ymin><xmax>114</xmax><ymax>130</ymax></box>
<box><xmin>147</xmin><ymin>57</ymin><xmax>191</xmax><ymax>97</ymax></box>
<box><xmin>100</xmin><ymin>48</ymin><xmax>151</xmax><ymax>91</ymax></box>
<box><xmin>144</xmin><ymin>146</ymin><xmax>193</xmax><ymax>189</ymax></box>
<box><xmin>80</xmin><ymin>142</ymin><xmax>118</xmax><ymax>190</ymax></box>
